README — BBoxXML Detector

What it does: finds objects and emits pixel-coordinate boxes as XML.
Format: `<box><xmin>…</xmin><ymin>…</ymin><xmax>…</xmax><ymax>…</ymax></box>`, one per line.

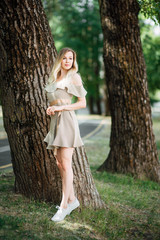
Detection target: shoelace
<box><xmin>56</xmin><ymin>205</ymin><xmax>61</xmax><ymax>210</ymax></box>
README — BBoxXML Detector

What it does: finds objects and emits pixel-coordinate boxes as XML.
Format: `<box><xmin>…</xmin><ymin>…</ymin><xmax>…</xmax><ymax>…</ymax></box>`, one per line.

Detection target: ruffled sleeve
<box><xmin>43</xmin><ymin>78</ymin><xmax>87</xmax><ymax>97</ymax></box>
<box><xmin>67</xmin><ymin>84</ymin><xmax>87</xmax><ymax>98</ymax></box>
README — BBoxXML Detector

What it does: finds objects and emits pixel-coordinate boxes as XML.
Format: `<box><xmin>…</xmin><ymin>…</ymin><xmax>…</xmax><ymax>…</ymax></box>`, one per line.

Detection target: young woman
<box><xmin>44</xmin><ymin>47</ymin><xmax>87</xmax><ymax>222</ymax></box>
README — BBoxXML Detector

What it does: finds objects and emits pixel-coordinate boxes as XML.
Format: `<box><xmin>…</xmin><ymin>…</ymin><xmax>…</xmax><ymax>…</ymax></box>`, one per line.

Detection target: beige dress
<box><xmin>43</xmin><ymin>74</ymin><xmax>87</xmax><ymax>155</ymax></box>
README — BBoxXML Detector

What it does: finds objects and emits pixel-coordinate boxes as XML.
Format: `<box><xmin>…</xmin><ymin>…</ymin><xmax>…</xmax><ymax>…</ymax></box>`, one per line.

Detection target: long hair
<box><xmin>47</xmin><ymin>47</ymin><xmax>78</xmax><ymax>84</ymax></box>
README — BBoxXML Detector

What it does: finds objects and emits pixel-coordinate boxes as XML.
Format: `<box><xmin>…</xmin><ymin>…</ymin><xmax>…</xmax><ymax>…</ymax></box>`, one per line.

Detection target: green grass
<box><xmin>0</xmin><ymin>116</ymin><xmax>160</xmax><ymax>240</ymax></box>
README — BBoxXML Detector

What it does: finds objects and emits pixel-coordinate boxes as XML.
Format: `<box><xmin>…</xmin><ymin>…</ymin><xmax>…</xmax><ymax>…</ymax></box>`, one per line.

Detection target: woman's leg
<box><xmin>56</xmin><ymin>147</ymin><xmax>75</xmax><ymax>209</ymax></box>
<box><xmin>67</xmin><ymin>185</ymin><xmax>75</xmax><ymax>204</ymax></box>
<box><xmin>56</xmin><ymin>149</ymin><xmax>63</xmax><ymax>178</ymax></box>
<box><xmin>55</xmin><ymin>150</ymin><xmax>65</xmax><ymax>206</ymax></box>
<box><xmin>56</xmin><ymin>147</ymin><xmax>76</xmax><ymax>206</ymax></box>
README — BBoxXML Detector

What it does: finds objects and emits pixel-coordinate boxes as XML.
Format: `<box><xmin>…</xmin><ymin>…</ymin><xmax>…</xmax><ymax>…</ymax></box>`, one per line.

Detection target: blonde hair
<box><xmin>47</xmin><ymin>47</ymin><xmax>78</xmax><ymax>84</ymax></box>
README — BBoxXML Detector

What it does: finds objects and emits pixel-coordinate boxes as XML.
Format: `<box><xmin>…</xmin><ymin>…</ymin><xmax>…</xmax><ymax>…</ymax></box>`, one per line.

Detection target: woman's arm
<box><xmin>46</xmin><ymin>73</ymin><xmax>86</xmax><ymax>116</ymax></box>
<box><xmin>64</xmin><ymin>97</ymin><xmax>86</xmax><ymax>110</ymax></box>
<box><xmin>46</xmin><ymin>97</ymin><xmax>86</xmax><ymax>116</ymax></box>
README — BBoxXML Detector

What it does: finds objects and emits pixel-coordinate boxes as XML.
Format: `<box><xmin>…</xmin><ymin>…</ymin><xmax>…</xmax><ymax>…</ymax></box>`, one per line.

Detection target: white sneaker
<box><xmin>68</xmin><ymin>198</ymin><xmax>80</xmax><ymax>215</ymax></box>
<box><xmin>51</xmin><ymin>206</ymin><xmax>69</xmax><ymax>222</ymax></box>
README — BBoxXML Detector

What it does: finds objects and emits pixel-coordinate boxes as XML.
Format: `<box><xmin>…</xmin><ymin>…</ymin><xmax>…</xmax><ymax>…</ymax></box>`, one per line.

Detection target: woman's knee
<box><xmin>61</xmin><ymin>158</ymin><xmax>72</xmax><ymax>172</ymax></box>
<box><xmin>58</xmin><ymin>147</ymin><xmax>73</xmax><ymax>172</ymax></box>
<box><xmin>56</xmin><ymin>160</ymin><xmax>62</xmax><ymax>169</ymax></box>
<box><xmin>55</xmin><ymin>156</ymin><xmax>62</xmax><ymax>169</ymax></box>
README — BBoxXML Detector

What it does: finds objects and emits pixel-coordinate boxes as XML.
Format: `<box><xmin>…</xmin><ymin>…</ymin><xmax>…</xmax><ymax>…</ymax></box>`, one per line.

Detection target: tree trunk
<box><xmin>95</xmin><ymin>77</ymin><xmax>102</xmax><ymax>115</ymax></box>
<box><xmin>0</xmin><ymin>0</ymin><xmax>104</xmax><ymax>208</ymax></box>
<box><xmin>98</xmin><ymin>0</ymin><xmax>160</xmax><ymax>182</ymax></box>
<box><xmin>94</xmin><ymin>36</ymin><xmax>102</xmax><ymax>115</ymax></box>
<box><xmin>96</xmin><ymin>97</ymin><xmax>102</xmax><ymax>115</ymax></box>
<box><xmin>95</xmin><ymin>57</ymin><xmax>102</xmax><ymax>115</ymax></box>
<box><xmin>88</xmin><ymin>96</ymin><xmax>95</xmax><ymax>114</ymax></box>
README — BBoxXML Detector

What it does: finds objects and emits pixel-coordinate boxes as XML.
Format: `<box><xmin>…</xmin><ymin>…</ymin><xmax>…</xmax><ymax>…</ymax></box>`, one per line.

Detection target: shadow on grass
<box><xmin>0</xmin><ymin>215</ymin><xmax>39</xmax><ymax>240</ymax></box>
<box><xmin>0</xmin><ymin>212</ymin><xmax>106</xmax><ymax>240</ymax></box>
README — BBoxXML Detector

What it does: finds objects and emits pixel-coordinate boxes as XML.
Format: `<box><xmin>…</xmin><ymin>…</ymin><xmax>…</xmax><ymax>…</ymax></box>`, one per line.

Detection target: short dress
<box><xmin>43</xmin><ymin>74</ymin><xmax>87</xmax><ymax>156</ymax></box>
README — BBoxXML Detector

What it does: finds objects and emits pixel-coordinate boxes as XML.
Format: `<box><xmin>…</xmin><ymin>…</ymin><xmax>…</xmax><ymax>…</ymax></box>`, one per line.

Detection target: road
<box><xmin>0</xmin><ymin>117</ymin><xmax>106</xmax><ymax>170</ymax></box>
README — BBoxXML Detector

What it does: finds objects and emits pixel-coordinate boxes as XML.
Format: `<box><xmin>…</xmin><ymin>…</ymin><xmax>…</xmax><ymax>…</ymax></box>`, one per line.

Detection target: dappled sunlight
<box><xmin>54</xmin><ymin>220</ymin><xmax>94</xmax><ymax>233</ymax></box>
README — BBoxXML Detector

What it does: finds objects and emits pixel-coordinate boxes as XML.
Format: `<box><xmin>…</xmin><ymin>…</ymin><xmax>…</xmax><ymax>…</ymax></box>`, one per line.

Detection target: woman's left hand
<box><xmin>46</xmin><ymin>105</ymin><xmax>64</xmax><ymax>115</ymax></box>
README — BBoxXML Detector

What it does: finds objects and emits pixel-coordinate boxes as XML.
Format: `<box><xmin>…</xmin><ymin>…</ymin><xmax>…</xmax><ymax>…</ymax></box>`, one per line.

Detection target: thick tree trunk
<box><xmin>0</xmin><ymin>0</ymin><xmax>104</xmax><ymax>208</ymax></box>
<box><xmin>98</xmin><ymin>0</ymin><xmax>160</xmax><ymax>182</ymax></box>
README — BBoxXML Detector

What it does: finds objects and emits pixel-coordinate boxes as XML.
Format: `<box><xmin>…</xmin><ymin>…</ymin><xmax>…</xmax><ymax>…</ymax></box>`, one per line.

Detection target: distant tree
<box><xmin>0</xmin><ymin>0</ymin><xmax>104</xmax><ymax>207</ymax></box>
<box><xmin>144</xmin><ymin>36</ymin><xmax>160</xmax><ymax>94</ymax></box>
<box><xmin>98</xmin><ymin>0</ymin><xmax>160</xmax><ymax>182</ymax></box>
<box><xmin>140</xmin><ymin>22</ymin><xmax>160</xmax><ymax>95</ymax></box>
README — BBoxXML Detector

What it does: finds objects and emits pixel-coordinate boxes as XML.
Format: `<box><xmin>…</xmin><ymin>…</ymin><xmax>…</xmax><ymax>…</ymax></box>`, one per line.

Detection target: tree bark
<box><xmin>98</xmin><ymin>0</ymin><xmax>160</xmax><ymax>182</ymax></box>
<box><xmin>104</xmin><ymin>84</ymin><xmax>110</xmax><ymax>116</ymax></box>
<box><xmin>0</xmin><ymin>0</ymin><xmax>104</xmax><ymax>208</ymax></box>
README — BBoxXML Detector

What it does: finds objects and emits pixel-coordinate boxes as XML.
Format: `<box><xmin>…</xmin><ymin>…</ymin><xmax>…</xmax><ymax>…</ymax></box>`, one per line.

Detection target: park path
<box><xmin>0</xmin><ymin>101</ymin><xmax>159</xmax><ymax>171</ymax></box>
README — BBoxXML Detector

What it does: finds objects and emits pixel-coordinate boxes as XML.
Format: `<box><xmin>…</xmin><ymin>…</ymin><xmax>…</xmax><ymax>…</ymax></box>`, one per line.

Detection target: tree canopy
<box><xmin>138</xmin><ymin>0</ymin><xmax>160</xmax><ymax>24</ymax></box>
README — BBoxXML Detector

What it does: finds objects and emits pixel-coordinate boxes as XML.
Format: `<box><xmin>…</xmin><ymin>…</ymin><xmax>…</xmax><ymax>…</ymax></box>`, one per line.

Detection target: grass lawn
<box><xmin>0</xmin><ymin>116</ymin><xmax>160</xmax><ymax>240</ymax></box>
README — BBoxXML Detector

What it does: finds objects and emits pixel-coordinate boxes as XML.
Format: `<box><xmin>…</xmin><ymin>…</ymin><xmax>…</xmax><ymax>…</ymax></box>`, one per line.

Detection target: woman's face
<box><xmin>61</xmin><ymin>51</ymin><xmax>74</xmax><ymax>70</ymax></box>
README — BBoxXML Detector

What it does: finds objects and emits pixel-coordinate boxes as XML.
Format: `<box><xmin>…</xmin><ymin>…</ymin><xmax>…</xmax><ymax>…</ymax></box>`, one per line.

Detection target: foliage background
<box><xmin>42</xmin><ymin>0</ymin><xmax>160</xmax><ymax>112</ymax></box>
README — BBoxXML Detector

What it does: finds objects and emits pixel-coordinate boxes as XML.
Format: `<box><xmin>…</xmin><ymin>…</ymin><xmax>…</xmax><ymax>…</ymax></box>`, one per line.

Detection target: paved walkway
<box><xmin>0</xmin><ymin>100</ymin><xmax>159</xmax><ymax>171</ymax></box>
